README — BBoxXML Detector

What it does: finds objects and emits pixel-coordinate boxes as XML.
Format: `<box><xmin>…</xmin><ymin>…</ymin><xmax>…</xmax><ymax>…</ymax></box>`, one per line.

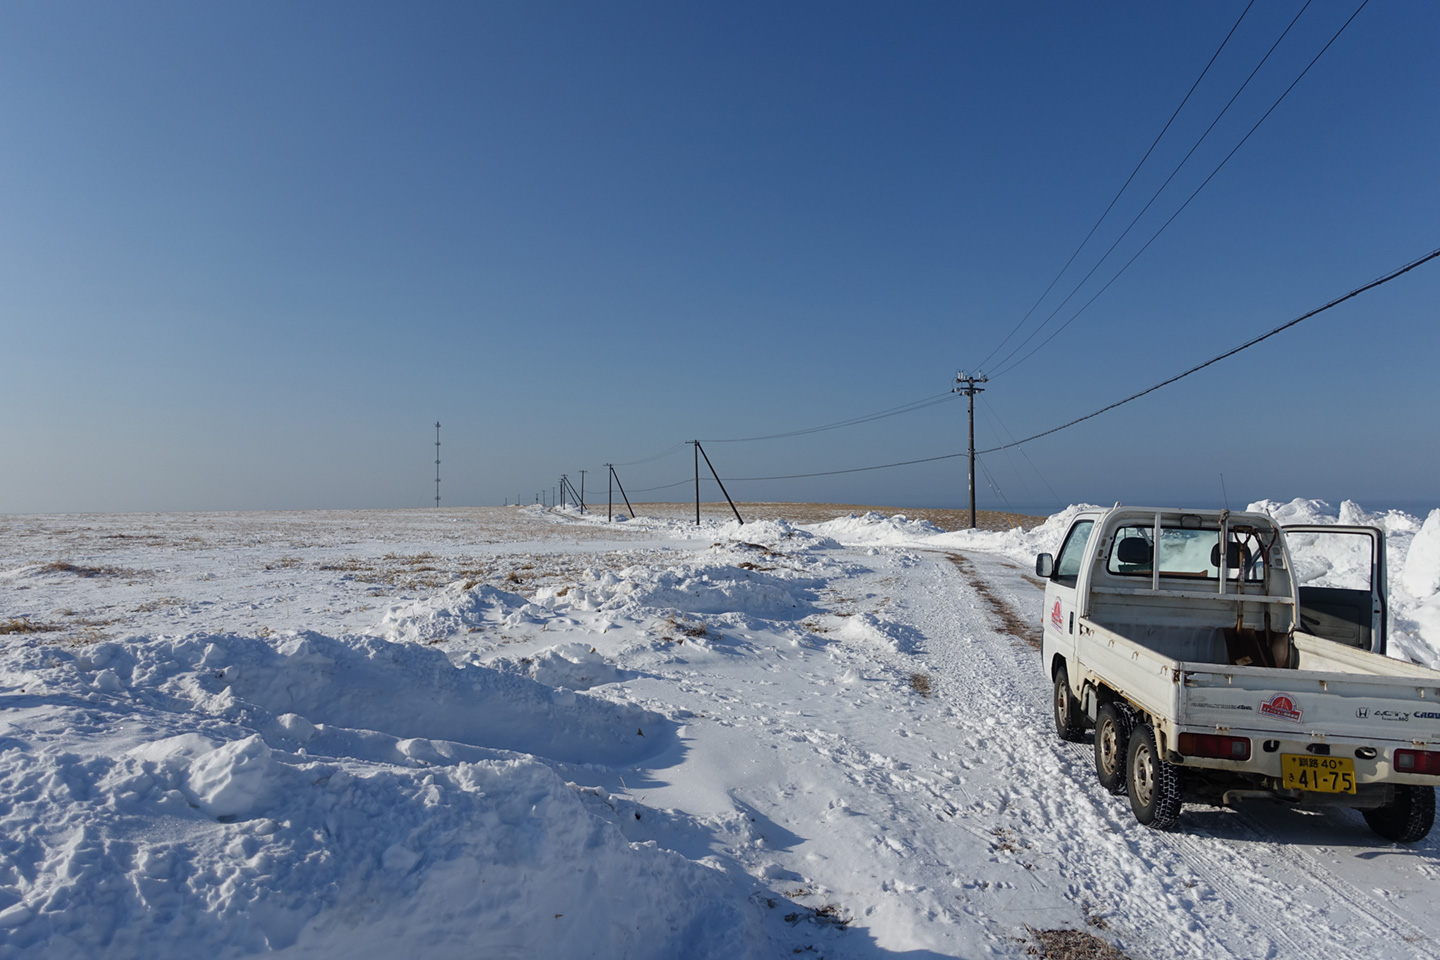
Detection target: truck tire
<box><xmin>1094</xmin><ymin>702</ymin><xmax>1133</xmax><ymax>795</ymax></box>
<box><xmin>1362</xmin><ymin>785</ymin><xmax>1435</xmax><ymax>843</ymax></box>
<box><xmin>1127</xmin><ymin>724</ymin><xmax>1182</xmax><ymax>829</ymax></box>
<box><xmin>1053</xmin><ymin>666</ymin><xmax>1085</xmax><ymax>743</ymax></box>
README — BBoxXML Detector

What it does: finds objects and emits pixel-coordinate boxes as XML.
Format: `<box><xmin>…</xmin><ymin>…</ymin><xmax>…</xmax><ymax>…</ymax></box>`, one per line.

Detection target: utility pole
<box><xmin>952</xmin><ymin>372</ymin><xmax>987</xmax><ymax>529</ymax></box>
<box><xmin>434</xmin><ymin>422</ymin><xmax>441</xmax><ymax>508</ymax></box>
<box><xmin>607</xmin><ymin>464</ymin><xmax>634</xmax><ymax>522</ymax></box>
<box><xmin>579</xmin><ymin>470</ymin><xmax>586</xmax><ymax>514</ymax></box>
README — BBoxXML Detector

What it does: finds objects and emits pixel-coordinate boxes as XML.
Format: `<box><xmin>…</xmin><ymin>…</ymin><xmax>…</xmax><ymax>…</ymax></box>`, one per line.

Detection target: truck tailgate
<box><xmin>1178</xmin><ymin>666</ymin><xmax>1440</xmax><ymax>746</ymax></box>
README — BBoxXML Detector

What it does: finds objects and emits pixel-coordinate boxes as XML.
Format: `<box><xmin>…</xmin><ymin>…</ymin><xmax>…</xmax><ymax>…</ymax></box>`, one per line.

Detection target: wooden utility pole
<box><xmin>953</xmin><ymin>372</ymin><xmax>987</xmax><ymax>529</ymax></box>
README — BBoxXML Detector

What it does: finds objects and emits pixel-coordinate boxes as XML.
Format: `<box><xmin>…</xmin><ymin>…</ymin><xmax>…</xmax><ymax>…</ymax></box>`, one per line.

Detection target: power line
<box><xmin>727</xmin><ymin>451</ymin><xmax>966</xmax><ymax>483</ymax></box>
<box><xmin>704</xmin><ymin>391</ymin><xmax>960</xmax><ymax>443</ymax></box>
<box><xmin>989</xmin><ymin>0</ymin><xmax>1318</xmax><ymax>376</ymax></box>
<box><xmin>626</xmin><ymin>477</ymin><xmax>696</xmax><ymax>494</ymax></box>
<box><xmin>979</xmin><ymin>397</ymin><xmax>1065</xmax><ymax>508</ymax></box>
<box><xmin>974</xmin><ymin>0</ymin><xmax>1258</xmax><ymax>373</ymax></box>
<box><xmin>993</xmin><ymin>0</ymin><xmax>1372</xmax><ymax>379</ymax></box>
<box><xmin>722</xmin><ymin>243</ymin><xmax>1439</xmax><ymax>481</ymax></box>
<box><xmin>613</xmin><ymin>442</ymin><xmax>690</xmax><ymax>467</ymax></box>
<box><xmin>980</xmin><ymin>243</ymin><xmax>1440</xmax><ymax>454</ymax></box>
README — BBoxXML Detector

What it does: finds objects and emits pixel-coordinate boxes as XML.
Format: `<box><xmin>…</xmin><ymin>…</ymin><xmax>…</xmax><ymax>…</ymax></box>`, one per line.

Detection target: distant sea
<box><xmin>972</xmin><ymin>499</ymin><xmax>1439</xmax><ymax>519</ymax></box>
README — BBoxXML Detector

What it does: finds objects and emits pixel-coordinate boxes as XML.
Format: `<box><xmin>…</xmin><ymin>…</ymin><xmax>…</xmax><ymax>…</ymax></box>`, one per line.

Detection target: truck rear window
<box><xmin>1106</xmin><ymin>525</ymin><xmax>1265</xmax><ymax>582</ymax></box>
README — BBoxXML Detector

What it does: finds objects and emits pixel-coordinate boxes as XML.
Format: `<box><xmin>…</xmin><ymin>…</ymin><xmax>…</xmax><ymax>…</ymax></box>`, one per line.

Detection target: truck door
<box><xmin>1043</xmin><ymin>518</ymin><xmax>1095</xmax><ymax>662</ymax></box>
<box><xmin>1282</xmin><ymin>525</ymin><xmax>1387</xmax><ymax>654</ymax></box>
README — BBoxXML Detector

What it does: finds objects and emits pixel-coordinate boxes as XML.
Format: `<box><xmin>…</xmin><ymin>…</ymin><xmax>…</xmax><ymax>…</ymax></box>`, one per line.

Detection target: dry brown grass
<box><xmin>38</xmin><ymin>561</ymin><xmax>146</xmax><ymax>579</ymax></box>
<box><xmin>666</xmin><ymin>616</ymin><xmax>710</xmax><ymax>638</ymax></box>
<box><xmin>909</xmin><ymin>672</ymin><xmax>933</xmax><ymax>697</ymax></box>
<box><xmin>1023</xmin><ymin>927</ymin><xmax>1131</xmax><ymax>960</ymax></box>
<box><xmin>134</xmin><ymin>597</ymin><xmax>185</xmax><ymax>613</ymax></box>
<box><xmin>0</xmin><ymin>618</ymin><xmax>59</xmax><ymax>635</ymax></box>
<box><xmin>947</xmin><ymin>554</ymin><xmax>1042</xmax><ymax>649</ymax></box>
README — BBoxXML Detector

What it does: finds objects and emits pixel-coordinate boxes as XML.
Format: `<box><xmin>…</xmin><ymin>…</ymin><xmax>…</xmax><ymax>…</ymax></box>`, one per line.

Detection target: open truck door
<box><xmin>1282</xmin><ymin>525</ymin><xmax>1387</xmax><ymax>654</ymax></box>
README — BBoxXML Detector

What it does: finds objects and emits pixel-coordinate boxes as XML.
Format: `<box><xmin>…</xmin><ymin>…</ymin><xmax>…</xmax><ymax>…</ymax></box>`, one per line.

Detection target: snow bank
<box><xmin>379</xmin><ymin>582</ymin><xmax>529</xmax><ymax>644</ymax></box>
<box><xmin>0</xmin><ymin>629</ymin><xmax>763</xmax><ymax>960</ymax></box>
<box><xmin>1401</xmin><ymin>510</ymin><xmax>1440</xmax><ymax>598</ymax></box>
<box><xmin>807</xmin><ymin>503</ymin><xmax>1096</xmax><ymax>566</ymax></box>
<box><xmin>1244</xmin><ymin>498</ymin><xmax>1440</xmax><ymax>667</ymax></box>
<box><xmin>831</xmin><ymin>612</ymin><xmax>925</xmax><ymax>654</ymax></box>
<box><xmin>527</xmin><ymin>642</ymin><xmax>625</xmax><ymax>690</ymax></box>
<box><xmin>808</xmin><ymin>512</ymin><xmax>943</xmax><ymax>543</ymax></box>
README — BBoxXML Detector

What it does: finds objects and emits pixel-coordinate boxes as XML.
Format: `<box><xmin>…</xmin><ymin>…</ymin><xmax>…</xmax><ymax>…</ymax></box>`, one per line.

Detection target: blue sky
<box><xmin>2</xmin><ymin>1</ymin><xmax>1437</xmax><ymax>515</ymax></box>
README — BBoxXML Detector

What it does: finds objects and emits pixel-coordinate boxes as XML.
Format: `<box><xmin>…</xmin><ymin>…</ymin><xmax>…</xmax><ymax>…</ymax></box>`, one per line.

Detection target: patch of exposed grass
<box><xmin>783</xmin><ymin>903</ymin><xmax>851</xmax><ymax>929</ymax></box>
<box><xmin>39</xmin><ymin>561</ymin><xmax>145</xmax><ymax>579</ymax></box>
<box><xmin>948</xmin><ymin>553</ymin><xmax>1042</xmax><ymax>649</ymax></box>
<box><xmin>909</xmin><ymin>672</ymin><xmax>933</xmax><ymax>697</ymax></box>
<box><xmin>134</xmin><ymin>596</ymin><xmax>185</xmax><ymax>613</ymax></box>
<box><xmin>666</xmin><ymin>617</ymin><xmax>710</xmax><ymax>638</ymax></box>
<box><xmin>0</xmin><ymin>618</ymin><xmax>59</xmax><ymax>635</ymax></box>
<box><xmin>1022</xmin><ymin>927</ymin><xmax>1131</xmax><ymax>960</ymax></box>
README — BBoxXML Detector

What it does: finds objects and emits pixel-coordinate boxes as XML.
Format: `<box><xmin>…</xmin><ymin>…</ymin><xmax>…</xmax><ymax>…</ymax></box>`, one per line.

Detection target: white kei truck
<box><xmin>1036</xmin><ymin>505</ymin><xmax>1440</xmax><ymax>842</ymax></box>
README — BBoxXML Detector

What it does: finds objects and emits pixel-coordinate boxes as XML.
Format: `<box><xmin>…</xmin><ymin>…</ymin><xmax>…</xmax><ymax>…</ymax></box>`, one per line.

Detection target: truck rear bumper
<box><xmin>1218</xmin><ymin>785</ymin><xmax>1392</xmax><ymax>810</ymax></box>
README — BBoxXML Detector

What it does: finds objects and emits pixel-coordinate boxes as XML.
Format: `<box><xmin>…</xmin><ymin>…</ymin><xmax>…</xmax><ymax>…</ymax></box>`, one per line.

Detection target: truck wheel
<box><xmin>1362</xmin><ymin>785</ymin><xmax>1435</xmax><ymax>843</ymax></box>
<box><xmin>1127</xmin><ymin>724</ymin><xmax>1182</xmax><ymax>829</ymax></box>
<box><xmin>1053</xmin><ymin>667</ymin><xmax>1085</xmax><ymax>743</ymax></box>
<box><xmin>1094</xmin><ymin>702</ymin><xmax>1133</xmax><ymax>795</ymax></box>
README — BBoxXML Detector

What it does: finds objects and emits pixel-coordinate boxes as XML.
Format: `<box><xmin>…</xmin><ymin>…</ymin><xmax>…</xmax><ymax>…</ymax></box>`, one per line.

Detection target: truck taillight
<box><xmin>1177</xmin><ymin>732</ymin><xmax>1251</xmax><ymax>761</ymax></box>
<box><xmin>1393</xmin><ymin>749</ymin><xmax>1440</xmax><ymax>775</ymax></box>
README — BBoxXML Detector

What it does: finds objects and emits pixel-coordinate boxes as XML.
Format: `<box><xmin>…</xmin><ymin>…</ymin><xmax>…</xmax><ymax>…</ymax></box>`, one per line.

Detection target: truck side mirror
<box><xmin>1035</xmin><ymin>553</ymin><xmax>1054</xmax><ymax>578</ymax></box>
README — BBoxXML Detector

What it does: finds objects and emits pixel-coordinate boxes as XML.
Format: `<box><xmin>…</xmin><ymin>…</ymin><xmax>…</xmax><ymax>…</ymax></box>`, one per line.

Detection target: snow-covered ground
<box><xmin>1</xmin><ymin>499</ymin><xmax>1438</xmax><ymax>959</ymax></box>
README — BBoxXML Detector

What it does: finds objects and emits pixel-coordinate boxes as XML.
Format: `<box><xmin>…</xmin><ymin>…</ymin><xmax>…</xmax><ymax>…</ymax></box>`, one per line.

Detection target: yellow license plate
<box><xmin>1281</xmin><ymin>754</ymin><xmax>1356</xmax><ymax>794</ymax></box>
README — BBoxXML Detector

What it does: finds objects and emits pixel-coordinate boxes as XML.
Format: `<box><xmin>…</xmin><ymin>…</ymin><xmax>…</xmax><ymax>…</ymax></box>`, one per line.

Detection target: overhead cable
<box><xmin>990</xmin><ymin>0</ymin><xmax>1319</xmax><ymax>376</ymax></box>
<box><xmin>993</xmin><ymin>0</ymin><xmax>1371</xmax><ymax>379</ymax></box>
<box><xmin>704</xmin><ymin>391</ymin><xmax>960</xmax><ymax>443</ymax></box>
<box><xmin>980</xmin><ymin>243</ymin><xmax>1440</xmax><ymax>453</ymax></box>
<box><xmin>979</xmin><ymin>397</ymin><xmax>1065</xmax><ymax>508</ymax></box>
<box><xmin>974</xmin><ymin>0</ymin><xmax>1258</xmax><ymax>373</ymax></box>
<box><xmin>724</xmin><ymin>243</ymin><xmax>1439</xmax><ymax>480</ymax></box>
<box><xmin>613</xmin><ymin>442</ymin><xmax>690</xmax><ymax>467</ymax></box>
<box><xmin>626</xmin><ymin>477</ymin><xmax>696</xmax><ymax>494</ymax></box>
<box><xmin>725</xmin><ymin>450</ymin><xmax>966</xmax><ymax>483</ymax></box>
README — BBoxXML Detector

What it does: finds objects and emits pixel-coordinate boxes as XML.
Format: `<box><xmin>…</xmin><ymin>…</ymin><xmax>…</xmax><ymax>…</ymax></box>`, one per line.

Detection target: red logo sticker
<box><xmin>1050</xmin><ymin>600</ymin><xmax>1064</xmax><ymax>630</ymax></box>
<box><xmin>1259</xmin><ymin>694</ymin><xmax>1302</xmax><ymax>723</ymax></box>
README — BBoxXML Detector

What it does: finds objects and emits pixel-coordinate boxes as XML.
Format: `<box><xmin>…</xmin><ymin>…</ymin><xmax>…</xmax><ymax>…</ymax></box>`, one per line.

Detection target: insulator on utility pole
<box><xmin>952</xmin><ymin>372</ymin><xmax>987</xmax><ymax>530</ymax></box>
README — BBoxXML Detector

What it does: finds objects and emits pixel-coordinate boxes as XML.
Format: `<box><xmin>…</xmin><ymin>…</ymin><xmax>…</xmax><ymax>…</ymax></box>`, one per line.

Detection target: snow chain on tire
<box><xmin>1362</xmin><ymin>784</ymin><xmax>1436</xmax><ymax>843</ymax></box>
<box><xmin>1053</xmin><ymin>667</ymin><xmax>1085</xmax><ymax>743</ymax></box>
<box><xmin>1126</xmin><ymin>723</ymin><xmax>1182</xmax><ymax>829</ymax></box>
<box><xmin>1094</xmin><ymin>701</ymin><xmax>1134</xmax><ymax>796</ymax></box>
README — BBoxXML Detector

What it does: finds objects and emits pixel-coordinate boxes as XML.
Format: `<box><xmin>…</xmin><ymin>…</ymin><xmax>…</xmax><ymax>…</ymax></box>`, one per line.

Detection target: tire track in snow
<box><xmin>941</xmin><ymin>548</ymin><xmax>1437</xmax><ymax>960</ymax></box>
<box><xmin>1226</xmin><ymin>807</ymin><xmax>1434</xmax><ymax>955</ymax></box>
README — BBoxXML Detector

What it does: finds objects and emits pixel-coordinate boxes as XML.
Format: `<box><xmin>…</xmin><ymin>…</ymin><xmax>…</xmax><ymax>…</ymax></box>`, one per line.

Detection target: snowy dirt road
<box><xmin>1</xmin><ymin>505</ymin><xmax>1437</xmax><ymax>959</ymax></box>
<box><xmin>874</xmin><ymin>549</ymin><xmax>1440</xmax><ymax>960</ymax></box>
